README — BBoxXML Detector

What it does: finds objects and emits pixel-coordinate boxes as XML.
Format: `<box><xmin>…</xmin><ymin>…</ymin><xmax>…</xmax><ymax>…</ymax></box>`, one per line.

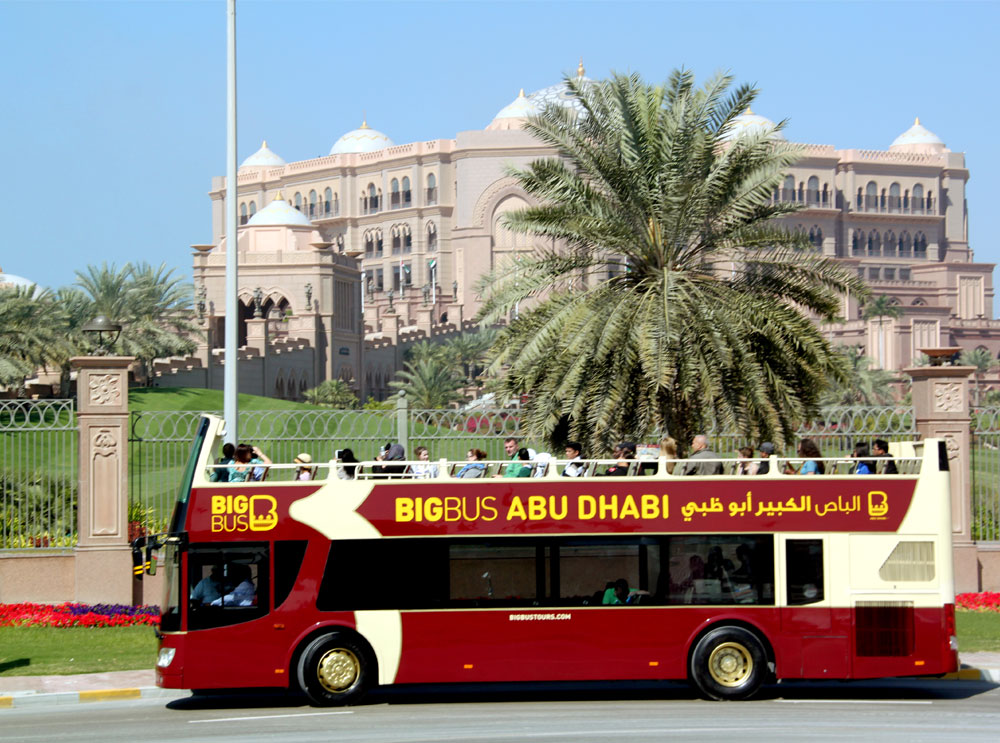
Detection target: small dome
<box><xmin>247</xmin><ymin>193</ymin><xmax>313</xmax><ymax>227</ymax></box>
<box><xmin>525</xmin><ymin>58</ymin><xmax>592</xmax><ymax>115</ymax></box>
<box><xmin>722</xmin><ymin>108</ymin><xmax>786</xmax><ymax>142</ymax></box>
<box><xmin>0</xmin><ymin>267</ymin><xmax>38</xmax><ymax>291</ymax></box>
<box><xmin>486</xmin><ymin>89</ymin><xmax>540</xmax><ymax>130</ymax></box>
<box><xmin>329</xmin><ymin>119</ymin><xmax>394</xmax><ymax>155</ymax></box>
<box><xmin>890</xmin><ymin>117</ymin><xmax>946</xmax><ymax>154</ymax></box>
<box><xmin>240</xmin><ymin>140</ymin><xmax>286</xmax><ymax>169</ymax></box>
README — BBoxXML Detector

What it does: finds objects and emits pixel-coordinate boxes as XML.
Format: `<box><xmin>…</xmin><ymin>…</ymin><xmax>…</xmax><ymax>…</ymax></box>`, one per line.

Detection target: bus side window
<box><xmin>786</xmin><ymin>539</ymin><xmax>824</xmax><ymax>605</ymax></box>
<box><xmin>274</xmin><ymin>540</ymin><xmax>308</xmax><ymax>609</ymax></box>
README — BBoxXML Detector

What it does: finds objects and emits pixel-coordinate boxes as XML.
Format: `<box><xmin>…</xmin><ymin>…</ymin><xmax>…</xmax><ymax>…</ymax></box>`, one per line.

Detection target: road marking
<box><xmin>189</xmin><ymin>710</ymin><xmax>354</xmax><ymax>724</ymax></box>
<box><xmin>775</xmin><ymin>699</ymin><xmax>932</xmax><ymax>705</ymax></box>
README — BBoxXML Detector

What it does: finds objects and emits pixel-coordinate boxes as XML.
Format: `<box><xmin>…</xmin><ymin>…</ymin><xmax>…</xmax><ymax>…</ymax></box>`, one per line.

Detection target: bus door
<box><xmin>779</xmin><ymin>536</ymin><xmax>849</xmax><ymax>678</ymax></box>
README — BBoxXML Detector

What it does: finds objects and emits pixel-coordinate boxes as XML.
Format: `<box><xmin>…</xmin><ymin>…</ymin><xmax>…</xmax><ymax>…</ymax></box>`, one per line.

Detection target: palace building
<box><xmin>182</xmin><ymin>66</ymin><xmax>998</xmax><ymax>400</ymax></box>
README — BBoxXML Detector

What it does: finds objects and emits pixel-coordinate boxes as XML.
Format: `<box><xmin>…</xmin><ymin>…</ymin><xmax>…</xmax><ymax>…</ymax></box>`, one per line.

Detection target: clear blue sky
<box><xmin>1</xmin><ymin>0</ymin><xmax>997</xmax><ymax>310</ymax></box>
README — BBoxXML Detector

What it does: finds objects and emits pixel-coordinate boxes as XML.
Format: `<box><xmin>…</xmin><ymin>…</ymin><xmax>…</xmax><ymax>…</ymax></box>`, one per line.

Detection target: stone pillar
<box><xmin>905</xmin><ymin>361</ymin><xmax>977</xmax><ymax>591</ymax></box>
<box><xmin>381</xmin><ymin>311</ymin><xmax>400</xmax><ymax>342</ymax></box>
<box><xmin>245</xmin><ymin>317</ymin><xmax>268</xmax><ymax>352</ymax></box>
<box><xmin>415</xmin><ymin>306</ymin><xmax>433</xmax><ymax>335</ymax></box>
<box><xmin>72</xmin><ymin>356</ymin><xmax>135</xmax><ymax>604</ymax></box>
<box><xmin>445</xmin><ymin>302</ymin><xmax>463</xmax><ymax>327</ymax></box>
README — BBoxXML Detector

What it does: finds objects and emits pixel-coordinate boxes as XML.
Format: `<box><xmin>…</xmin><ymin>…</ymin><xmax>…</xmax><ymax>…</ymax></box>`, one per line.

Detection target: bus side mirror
<box><xmin>146</xmin><ymin>541</ymin><xmax>157</xmax><ymax>576</ymax></box>
<box><xmin>131</xmin><ymin>536</ymin><xmax>146</xmax><ymax>578</ymax></box>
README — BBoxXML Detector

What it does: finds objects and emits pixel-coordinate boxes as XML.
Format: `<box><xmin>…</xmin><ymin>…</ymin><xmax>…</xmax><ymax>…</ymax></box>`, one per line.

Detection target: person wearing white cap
<box><xmin>294</xmin><ymin>452</ymin><xmax>315</xmax><ymax>480</ymax></box>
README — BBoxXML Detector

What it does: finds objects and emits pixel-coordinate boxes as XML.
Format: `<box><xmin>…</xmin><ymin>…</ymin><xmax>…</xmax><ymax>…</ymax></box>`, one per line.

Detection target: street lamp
<box><xmin>82</xmin><ymin>315</ymin><xmax>122</xmax><ymax>356</ymax></box>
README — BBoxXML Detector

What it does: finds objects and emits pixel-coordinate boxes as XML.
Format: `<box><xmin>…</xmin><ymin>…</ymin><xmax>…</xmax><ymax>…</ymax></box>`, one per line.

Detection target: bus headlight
<box><xmin>157</xmin><ymin>647</ymin><xmax>176</xmax><ymax>668</ymax></box>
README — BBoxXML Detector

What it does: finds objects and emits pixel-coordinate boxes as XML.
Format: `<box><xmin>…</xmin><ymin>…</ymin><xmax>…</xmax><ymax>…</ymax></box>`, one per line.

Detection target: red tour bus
<box><xmin>142</xmin><ymin>414</ymin><xmax>958</xmax><ymax>704</ymax></box>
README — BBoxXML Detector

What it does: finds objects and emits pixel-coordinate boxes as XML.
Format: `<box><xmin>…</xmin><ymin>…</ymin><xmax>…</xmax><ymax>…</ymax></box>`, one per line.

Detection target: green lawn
<box><xmin>2</xmin><ymin>611</ymin><xmax>997</xmax><ymax>677</ymax></box>
<box><xmin>0</xmin><ymin>626</ymin><xmax>158</xmax><ymax>676</ymax></box>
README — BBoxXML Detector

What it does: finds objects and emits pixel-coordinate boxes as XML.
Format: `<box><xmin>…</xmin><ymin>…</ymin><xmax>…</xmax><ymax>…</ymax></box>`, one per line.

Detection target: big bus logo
<box><xmin>210</xmin><ymin>494</ymin><xmax>278</xmax><ymax>533</ymax></box>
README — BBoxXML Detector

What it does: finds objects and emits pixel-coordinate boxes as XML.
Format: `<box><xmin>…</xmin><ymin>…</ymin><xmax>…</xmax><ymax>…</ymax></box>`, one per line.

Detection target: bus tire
<box><xmin>689</xmin><ymin>626</ymin><xmax>767</xmax><ymax>701</ymax></box>
<box><xmin>297</xmin><ymin>632</ymin><xmax>374</xmax><ymax>706</ymax></box>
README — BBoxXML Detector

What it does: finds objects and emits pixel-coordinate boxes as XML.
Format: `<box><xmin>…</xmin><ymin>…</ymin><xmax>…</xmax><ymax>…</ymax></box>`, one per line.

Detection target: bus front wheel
<box><xmin>689</xmin><ymin>626</ymin><xmax>767</xmax><ymax>701</ymax></box>
<box><xmin>297</xmin><ymin>632</ymin><xmax>374</xmax><ymax>706</ymax></box>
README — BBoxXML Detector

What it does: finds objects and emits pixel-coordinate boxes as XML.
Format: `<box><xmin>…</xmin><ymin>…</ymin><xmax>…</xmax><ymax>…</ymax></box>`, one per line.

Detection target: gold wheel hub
<box><xmin>708</xmin><ymin>642</ymin><xmax>753</xmax><ymax>687</ymax></box>
<box><xmin>316</xmin><ymin>648</ymin><xmax>360</xmax><ymax>693</ymax></box>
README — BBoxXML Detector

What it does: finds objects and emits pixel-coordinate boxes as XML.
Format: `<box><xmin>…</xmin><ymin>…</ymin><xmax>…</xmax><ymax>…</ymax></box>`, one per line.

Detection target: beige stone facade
<box><xmin>189</xmin><ymin>77</ymin><xmax>997</xmax><ymax>401</ymax></box>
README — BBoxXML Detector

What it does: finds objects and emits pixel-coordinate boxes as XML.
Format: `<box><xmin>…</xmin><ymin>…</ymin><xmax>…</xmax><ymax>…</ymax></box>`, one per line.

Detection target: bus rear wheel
<box><xmin>689</xmin><ymin>626</ymin><xmax>767</xmax><ymax>701</ymax></box>
<box><xmin>297</xmin><ymin>632</ymin><xmax>374</xmax><ymax>706</ymax></box>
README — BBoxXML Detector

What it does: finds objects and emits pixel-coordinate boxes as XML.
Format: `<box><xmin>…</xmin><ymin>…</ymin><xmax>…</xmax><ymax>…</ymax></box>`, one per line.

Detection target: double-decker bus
<box><xmin>142</xmin><ymin>414</ymin><xmax>958</xmax><ymax>704</ymax></box>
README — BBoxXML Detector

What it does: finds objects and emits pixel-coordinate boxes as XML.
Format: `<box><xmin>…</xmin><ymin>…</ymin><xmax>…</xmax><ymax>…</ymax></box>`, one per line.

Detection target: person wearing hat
<box><xmin>294</xmin><ymin>452</ymin><xmax>315</xmax><ymax>481</ymax></box>
<box><xmin>757</xmin><ymin>442</ymin><xmax>776</xmax><ymax>475</ymax></box>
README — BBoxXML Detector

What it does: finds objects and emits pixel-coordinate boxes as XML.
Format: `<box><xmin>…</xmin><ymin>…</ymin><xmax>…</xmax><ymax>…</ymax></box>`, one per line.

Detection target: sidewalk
<box><xmin>2</xmin><ymin>655</ymin><xmax>998</xmax><ymax>709</ymax></box>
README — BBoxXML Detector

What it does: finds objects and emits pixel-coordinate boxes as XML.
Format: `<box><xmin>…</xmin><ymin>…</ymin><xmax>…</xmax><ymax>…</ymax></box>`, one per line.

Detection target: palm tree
<box><xmin>477</xmin><ymin>71</ymin><xmax>865</xmax><ymax>453</ymax></box>
<box><xmin>862</xmin><ymin>295</ymin><xmax>903</xmax><ymax>370</ymax></box>
<box><xmin>821</xmin><ymin>347</ymin><xmax>896</xmax><ymax>406</ymax></box>
<box><xmin>959</xmin><ymin>347</ymin><xmax>996</xmax><ymax>407</ymax></box>
<box><xmin>390</xmin><ymin>357</ymin><xmax>464</xmax><ymax>409</ymax></box>
<box><xmin>75</xmin><ymin>262</ymin><xmax>199</xmax><ymax>385</ymax></box>
<box><xmin>302</xmin><ymin>379</ymin><xmax>359</xmax><ymax>409</ymax></box>
<box><xmin>445</xmin><ymin>329</ymin><xmax>498</xmax><ymax>386</ymax></box>
<box><xmin>0</xmin><ymin>285</ymin><xmax>67</xmax><ymax>388</ymax></box>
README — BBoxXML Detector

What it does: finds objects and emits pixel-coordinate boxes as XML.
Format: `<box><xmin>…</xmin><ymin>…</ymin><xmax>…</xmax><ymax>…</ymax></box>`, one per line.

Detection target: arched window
<box><xmin>903</xmin><ymin>189</ymin><xmax>910</xmax><ymax>210</ymax></box>
<box><xmin>912</xmin><ymin>297</ymin><xmax>926</xmax><ymax>306</ymax></box>
<box><xmin>365</xmin><ymin>183</ymin><xmax>378</xmax><ymax>214</ymax></box>
<box><xmin>883</xmin><ymin>230</ymin><xmax>896</xmax><ymax>257</ymax></box>
<box><xmin>798</xmin><ymin>181</ymin><xmax>805</xmax><ymax>202</ymax></box>
<box><xmin>912</xmin><ymin>184</ymin><xmax>924</xmax><ymax>213</ymax></box>
<box><xmin>308</xmin><ymin>189</ymin><xmax>317</xmax><ymax>217</ymax></box>
<box><xmin>856</xmin><ymin>187</ymin><xmax>863</xmax><ymax>209</ymax></box>
<box><xmin>294</xmin><ymin>192</ymin><xmax>302</xmax><ymax>211</ymax></box>
<box><xmin>324</xmin><ymin>187</ymin><xmax>332</xmax><ymax>215</ymax></box>
<box><xmin>275</xmin><ymin>375</ymin><xmax>285</xmax><ymax>399</ymax></box>
<box><xmin>403</xmin><ymin>224</ymin><xmax>412</xmax><ymax>253</ymax></box>
<box><xmin>364</xmin><ymin>231</ymin><xmax>375</xmax><ymax>257</ymax></box>
<box><xmin>426</xmin><ymin>173</ymin><xmax>437</xmax><ymax>204</ymax></box>
<box><xmin>391</xmin><ymin>225</ymin><xmax>402</xmax><ymax>255</ymax></box>
<box><xmin>390</xmin><ymin>178</ymin><xmax>400</xmax><ymax>209</ymax></box>
<box><xmin>822</xmin><ymin>183</ymin><xmax>830</xmax><ymax>206</ymax></box>
<box><xmin>807</xmin><ymin>176</ymin><xmax>819</xmax><ymax>205</ymax></box>
<box><xmin>427</xmin><ymin>221</ymin><xmax>437</xmax><ymax>251</ymax></box>
<box><xmin>914</xmin><ymin>231</ymin><xmax>928</xmax><ymax>258</ymax></box>
<box><xmin>852</xmin><ymin>229</ymin><xmax>862</xmax><ymax>256</ymax></box>
<box><xmin>889</xmin><ymin>183</ymin><xmax>901</xmax><ymax>212</ymax></box>
<box><xmin>375</xmin><ymin>228</ymin><xmax>383</xmax><ymax>256</ymax></box>
<box><xmin>808</xmin><ymin>225</ymin><xmax>823</xmax><ymax>248</ymax></box>
<box><xmin>335</xmin><ymin>234</ymin><xmax>345</xmax><ymax>253</ymax></box>
<box><xmin>401</xmin><ymin>176</ymin><xmax>411</xmax><ymax>207</ymax></box>
<box><xmin>880</xmin><ymin>188</ymin><xmax>887</xmax><ymax>210</ymax></box>
<box><xmin>868</xmin><ymin>230</ymin><xmax>881</xmax><ymax>257</ymax></box>
<box><xmin>240</xmin><ymin>202</ymin><xmax>248</xmax><ymax>225</ymax></box>
<box><xmin>926</xmin><ymin>190</ymin><xmax>934</xmax><ymax>214</ymax></box>
<box><xmin>783</xmin><ymin>175</ymin><xmax>795</xmax><ymax>201</ymax></box>
<box><xmin>900</xmin><ymin>230</ymin><xmax>912</xmax><ymax>258</ymax></box>
<box><xmin>333</xmin><ymin>192</ymin><xmax>340</xmax><ymax>216</ymax></box>
<box><xmin>249</xmin><ymin>200</ymin><xmax>256</xmax><ymax>217</ymax></box>
<box><xmin>865</xmin><ymin>181</ymin><xmax>878</xmax><ymax>210</ymax></box>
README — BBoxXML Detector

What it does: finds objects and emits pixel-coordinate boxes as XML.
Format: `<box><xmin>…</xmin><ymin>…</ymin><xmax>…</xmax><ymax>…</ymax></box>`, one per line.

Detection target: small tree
<box><xmin>960</xmin><ymin>347</ymin><xmax>996</xmax><ymax>407</ymax></box>
<box><xmin>302</xmin><ymin>379</ymin><xmax>359</xmax><ymax>409</ymax></box>
<box><xmin>390</xmin><ymin>357</ymin><xmax>464</xmax><ymax>409</ymax></box>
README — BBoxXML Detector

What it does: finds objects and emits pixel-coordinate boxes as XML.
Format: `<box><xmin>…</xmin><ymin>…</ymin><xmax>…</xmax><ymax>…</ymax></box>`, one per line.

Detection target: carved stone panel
<box><xmin>933</xmin><ymin>382</ymin><xmax>964</xmax><ymax>413</ymax></box>
<box><xmin>90</xmin><ymin>428</ymin><xmax>121</xmax><ymax>537</ymax></box>
<box><xmin>89</xmin><ymin>373</ymin><xmax>122</xmax><ymax>407</ymax></box>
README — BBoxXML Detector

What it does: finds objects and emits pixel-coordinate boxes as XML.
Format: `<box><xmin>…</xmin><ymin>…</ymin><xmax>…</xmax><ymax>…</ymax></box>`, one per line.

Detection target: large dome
<box><xmin>330</xmin><ymin>119</ymin><xmax>394</xmax><ymax>155</ymax></box>
<box><xmin>890</xmin><ymin>118</ymin><xmax>946</xmax><ymax>154</ymax></box>
<box><xmin>247</xmin><ymin>193</ymin><xmax>314</xmax><ymax>227</ymax></box>
<box><xmin>0</xmin><ymin>267</ymin><xmax>38</xmax><ymax>291</ymax></box>
<box><xmin>240</xmin><ymin>140</ymin><xmax>286</xmax><ymax>169</ymax></box>
<box><xmin>486</xmin><ymin>89</ymin><xmax>540</xmax><ymax>130</ymax></box>
<box><xmin>722</xmin><ymin>108</ymin><xmax>786</xmax><ymax>142</ymax></box>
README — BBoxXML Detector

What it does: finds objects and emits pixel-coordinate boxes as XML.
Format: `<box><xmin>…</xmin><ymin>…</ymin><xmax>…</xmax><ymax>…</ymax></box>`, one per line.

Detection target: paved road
<box><xmin>2</xmin><ymin>679</ymin><xmax>998</xmax><ymax>742</ymax></box>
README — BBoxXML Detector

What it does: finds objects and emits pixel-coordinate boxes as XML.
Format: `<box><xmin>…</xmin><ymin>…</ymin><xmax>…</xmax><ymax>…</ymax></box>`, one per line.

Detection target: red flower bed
<box><xmin>0</xmin><ymin>602</ymin><xmax>160</xmax><ymax>628</ymax></box>
<box><xmin>956</xmin><ymin>592</ymin><xmax>1000</xmax><ymax>613</ymax></box>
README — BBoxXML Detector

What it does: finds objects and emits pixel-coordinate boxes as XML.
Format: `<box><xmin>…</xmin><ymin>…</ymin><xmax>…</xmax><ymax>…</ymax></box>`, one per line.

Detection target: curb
<box><xmin>941</xmin><ymin>666</ymin><xmax>1000</xmax><ymax>683</ymax></box>
<box><xmin>0</xmin><ymin>687</ymin><xmax>186</xmax><ymax>709</ymax></box>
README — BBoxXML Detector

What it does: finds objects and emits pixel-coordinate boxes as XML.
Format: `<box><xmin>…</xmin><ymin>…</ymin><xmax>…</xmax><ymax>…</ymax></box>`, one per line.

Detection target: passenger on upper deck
<box><xmin>294</xmin><ymin>452</ymin><xmax>315</xmax><ymax>481</ymax></box>
<box><xmin>229</xmin><ymin>444</ymin><xmax>271</xmax><ymax>482</ymax></box>
<box><xmin>456</xmin><ymin>449</ymin><xmax>488</xmax><ymax>478</ymax></box>
<box><xmin>660</xmin><ymin>437</ymin><xmax>678</xmax><ymax>474</ymax></box>
<box><xmin>851</xmin><ymin>443</ymin><xmax>876</xmax><ymax>475</ymax></box>
<box><xmin>336</xmin><ymin>449</ymin><xmax>359</xmax><ymax>480</ymax></box>
<box><xmin>562</xmin><ymin>441</ymin><xmax>586</xmax><ymax>477</ymax></box>
<box><xmin>408</xmin><ymin>446</ymin><xmax>439</xmax><ymax>479</ymax></box>
<box><xmin>209</xmin><ymin>443</ymin><xmax>235</xmax><ymax>482</ymax></box>
<box><xmin>600</xmin><ymin>442</ymin><xmax>635</xmax><ymax>476</ymax></box>
<box><xmin>786</xmin><ymin>438</ymin><xmax>824</xmax><ymax>475</ymax></box>
<box><xmin>682</xmin><ymin>435</ymin><xmax>723</xmax><ymax>476</ymax></box>
<box><xmin>756</xmin><ymin>442</ymin><xmax>776</xmax><ymax>474</ymax></box>
<box><xmin>735</xmin><ymin>446</ymin><xmax>757</xmax><ymax>476</ymax></box>
<box><xmin>872</xmin><ymin>439</ymin><xmax>898</xmax><ymax>474</ymax></box>
<box><xmin>374</xmin><ymin>443</ymin><xmax>407</xmax><ymax>478</ymax></box>
<box><xmin>501</xmin><ymin>438</ymin><xmax>530</xmax><ymax>478</ymax></box>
